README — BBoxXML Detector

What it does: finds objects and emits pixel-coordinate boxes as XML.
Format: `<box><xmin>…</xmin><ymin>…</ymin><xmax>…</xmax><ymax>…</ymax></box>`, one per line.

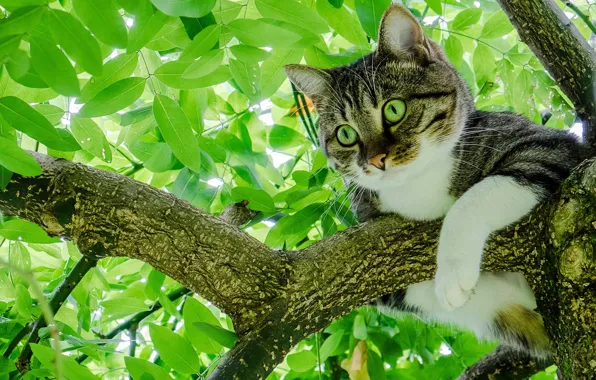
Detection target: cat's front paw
<box><xmin>434</xmin><ymin>259</ymin><xmax>480</xmax><ymax>310</ymax></box>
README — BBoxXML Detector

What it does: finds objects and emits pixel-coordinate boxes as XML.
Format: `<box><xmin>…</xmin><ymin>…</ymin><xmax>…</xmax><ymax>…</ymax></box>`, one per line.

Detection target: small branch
<box><xmin>563</xmin><ymin>0</ymin><xmax>596</xmax><ymax>35</ymax></box>
<box><xmin>457</xmin><ymin>346</ymin><xmax>550</xmax><ymax>379</ymax></box>
<box><xmin>128</xmin><ymin>325</ymin><xmax>137</xmax><ymax>358</ymax></box>
<box><xmin>16</xmin><ymin>256</ymin><xmax>99</xmax><ymax>371</ymax></box>
<box><xmin>76</xmin><ymin>287</ymin><xmax>191</xmax><ymax>364</ymax></box>
<box><xmin>3</xmin><ymin>325</ymin><xmax>31</xmax><ymax>358</ymax></box>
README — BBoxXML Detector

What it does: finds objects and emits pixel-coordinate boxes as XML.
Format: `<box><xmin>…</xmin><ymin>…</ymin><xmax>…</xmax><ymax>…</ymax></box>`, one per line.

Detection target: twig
<box><xmin>563</xmin><ymin>1</ymin><xmax>596</xmax><ymax>35</ymax></box>
<box><xmin>128</xmin><ymin>325</ymin><xmax>137</xmax><ymax>357</ymax></box>
<box><xmin>3</xmin><ymin>325</ymin><xmax>31</xmax><ymax>358</ymax></box>
<box><xmin>76</xmin><ymin>287</ymin><xmax>192</xmax><ymax>364</ymax></box>
<box><xmin>16</xmin><ymin>256</ymin><xmax>99</xmax><ymax>372</ymax></box>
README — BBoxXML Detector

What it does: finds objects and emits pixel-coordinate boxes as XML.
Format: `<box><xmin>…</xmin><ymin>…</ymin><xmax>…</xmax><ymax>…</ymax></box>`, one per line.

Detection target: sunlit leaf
<box><xmin>183</xmin><ymin>298</ymin><xmax>223</xmax><ymax>354</ymax></box>
<box><xmin>150</xmin><ymin>0</ymin><xmax>216</xmax><ymax>17</ymax></box>
<box><xmin>354</xmin><ymin>0</ymin><xmax>391</xmax><ymax>39</ymax></box>
<box><xmin>70</xmin><ymin>116</ymin><xmax>113</xmax><ymax>162</ymax></box>
<box><xmin>286</xmin><ymin>350</ymin><xmax>317</xmax><ymax>373</ymax></box>
<box><xmin>149</xmin><ymin>324</ymin><xmax>201</xmax><ymax>374</ymax></box>
<box><xmin>72</xmin><ymin>0</ymin><xmax>128</xmax><ymax>48</ymax></box>
<box><xmin>79</xmin><ymin>77</ymin><xmax>146</xmax><ymax>118</ymax></box>
<box><xmin>30</xmin><ymin>35</ymin><xmax>80</xmax><ymax>96</ymax></box>
<box><xmin>452</xmin><ymin>8</ymin><xmax>482</xmax><ymax>30</ymax></box>
<box><xmin>256</xmin><ymin>0</ymin><xmax>329</xmax><ymax>34</ymax></box>
<box><xmin>192</xmin><ymin>322</ymin><xmax>238</xmax><ymax>348</ymax></box>
<box><xmin>480</xmin><ymin>11</ymin><xmax>514</xmax><ymax>39</ymax></box>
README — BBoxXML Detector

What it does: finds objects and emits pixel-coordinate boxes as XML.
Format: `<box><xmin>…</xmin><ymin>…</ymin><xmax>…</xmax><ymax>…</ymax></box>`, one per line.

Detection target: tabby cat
<box><xmin>285</xmin><ymin>4</ymin><xmax>587</xmax><ymax>357</ymax></box>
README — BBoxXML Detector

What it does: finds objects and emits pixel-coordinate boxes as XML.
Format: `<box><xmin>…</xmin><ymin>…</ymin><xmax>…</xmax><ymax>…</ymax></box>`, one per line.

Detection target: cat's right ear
<box><xmin>284</xmin><ymin>64</ymin><xmax>332</xmax><ymax>100</ymax></box>
<box><xmin>377</xmin><ymin>5</ymin><xmax>439</xmax><ymax>62</ymax></box>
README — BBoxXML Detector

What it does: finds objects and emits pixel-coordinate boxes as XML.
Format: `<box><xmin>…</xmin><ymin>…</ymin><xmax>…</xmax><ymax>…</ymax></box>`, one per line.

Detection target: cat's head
<box><xmin>285</xmin><ymin>5</ymin><xmax>473</xmax><ymax>190</ymax></box>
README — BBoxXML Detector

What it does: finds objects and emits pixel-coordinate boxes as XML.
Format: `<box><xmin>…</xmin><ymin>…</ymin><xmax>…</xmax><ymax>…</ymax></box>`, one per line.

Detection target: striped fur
<box><xmin>285</xmin><ymin>4</ymin><xmax>587</xmax><ymax>358</ymax></box>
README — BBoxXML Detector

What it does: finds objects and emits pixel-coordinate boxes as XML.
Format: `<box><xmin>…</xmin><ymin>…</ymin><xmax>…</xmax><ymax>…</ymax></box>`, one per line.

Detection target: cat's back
<box><xmin>450</xmin><ymin>110</ymin><xmax>586</xmax><ymax>197</ymax></box>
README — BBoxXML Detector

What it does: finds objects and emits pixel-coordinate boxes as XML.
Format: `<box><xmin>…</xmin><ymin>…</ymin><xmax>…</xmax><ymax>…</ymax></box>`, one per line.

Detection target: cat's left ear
<box><xmin>284</xmin><ymin>64</ymin><xmax>332</xmax><ymax>100</ymax></box>
<box><xmin>377</xmin><ymin>5</ymin><xmax>445</xmax><ymax>63</ymax></box>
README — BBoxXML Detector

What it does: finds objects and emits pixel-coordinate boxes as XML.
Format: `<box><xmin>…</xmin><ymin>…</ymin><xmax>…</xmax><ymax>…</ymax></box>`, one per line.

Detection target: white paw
<box><xmin>434</xmin><ymin>260</ymin><xmax>480</xmax><ymax>310</ymax></box>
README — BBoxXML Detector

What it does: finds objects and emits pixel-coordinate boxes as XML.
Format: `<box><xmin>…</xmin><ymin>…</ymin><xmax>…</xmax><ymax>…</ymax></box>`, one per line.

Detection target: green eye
<box><xmin>336</xmin><ymin>125</ymin><xmax>359</xmax><ymax>146</ymax></box>
<box><xmin>383</xmin><ymin>99</ymin><xmax>406</xmax><ymax>124</ymax></box>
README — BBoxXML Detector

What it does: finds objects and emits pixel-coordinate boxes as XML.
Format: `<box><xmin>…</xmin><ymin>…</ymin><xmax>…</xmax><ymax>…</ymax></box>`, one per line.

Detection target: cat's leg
<box><xmin>379</xmin><ymin>273</ymin><xmax>549</xmax><ymax>358</ymax></box>
<box><xmin>434</xmin><ymin>176</ymin><xmax>541</xmax><ymax>310</ymax></box>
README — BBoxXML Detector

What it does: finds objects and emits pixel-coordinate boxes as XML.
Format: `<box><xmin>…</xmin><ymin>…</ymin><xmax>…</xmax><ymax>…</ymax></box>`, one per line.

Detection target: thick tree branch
<box><xmin>496</xmin><ymin>0</ymin><xmax>596</xmax><ymax>151</ymax></box>
<box><xmin>1</xmin><ymin>154</ymin><xmax>595</xmax><ymax>379</ymax></box>
<box><xmin>457</xmin><ymin>346</ymin><xmax>550</xmax><ymax>379</ymax></box>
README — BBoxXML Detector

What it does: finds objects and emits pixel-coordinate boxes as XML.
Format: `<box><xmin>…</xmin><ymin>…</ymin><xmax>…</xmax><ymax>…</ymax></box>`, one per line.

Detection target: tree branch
<box><xmin>1</xmin><ymin>154</ymin><xmax>595</xmax><ymax>378</ymax></box>
<box><xmin>457</xmin><ymin>346</ymin><xmax>550</xmax><ymax>379</ymax></box>
<box><xmin>496</xmin><ymin>0</ymin><xmax>596</xmax><ymax>151</ymax></box>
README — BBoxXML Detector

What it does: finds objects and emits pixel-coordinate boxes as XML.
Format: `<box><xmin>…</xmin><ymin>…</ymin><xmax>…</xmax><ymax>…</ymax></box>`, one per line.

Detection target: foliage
<box><xmin>0</xmin><ymin>0</ymin><xmax>590</xmax><ymax>378</ymax></box>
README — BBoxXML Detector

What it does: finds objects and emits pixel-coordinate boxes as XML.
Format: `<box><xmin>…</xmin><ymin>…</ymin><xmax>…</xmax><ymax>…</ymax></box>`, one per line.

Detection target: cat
<box><xmin>285</xmin><ymin>4</ymin><xmax>587</xmax><ymax>358</ymax></box>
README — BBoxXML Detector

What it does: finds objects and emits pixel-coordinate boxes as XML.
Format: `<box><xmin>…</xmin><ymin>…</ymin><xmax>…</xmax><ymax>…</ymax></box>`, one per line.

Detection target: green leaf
<box><xmin>179</xmin><ymin>24</ymin><xmax>220</xmax><ymax>62</ymax></box>
<box><xmin>423</xmin><ymin>0</ymin><xmax>442</xmax><ymax>15</ymax></box>
<box><xmin>514</xmin><ymin>69</ymin><xmax>534</xmax><ymax>116</ymax></box>
<box><xmin>444</xmin><ymin>36</ymin><xmax>463</xmax><ymax>68</ymax></box>
<box><xmin>30</xmin><ymin>35</ymin><xmax>80</xmax><ymax>96</ymax></box>
<box><xmin>144</xmin><ymin>269</ymin><xmax>165</xmax><ymax>300</ymax></box>
<box><xmin>79</xmin><ymin>77</ymin><xmax>146</xmax><ymax>118</ymax></box>
<box><xmin>353</xmin><ymin>314</ymin><xmax>367</xmax><ymax>340</ymax></box>
<box><xmin>172</xmin><ymin>168</ymin><xmax>200</xmax><ymax>201</ymax></box>
<box><xmin>354</xmin><ymin>0</ymin><xmax>391</xmax><ymax>39</ymax></box>
<box><xmin>0</xmin><ymin>0</ymin><xmax>48</xmax><ymax>7</ymax></box>
<box><xmin>183</xmin><ymin>298</ymin><xmax>223</xmax><ymax>354</ymax></box>
<box><xmin>125</xmin><ymin>357</ymin><xmax>172</xmax><ymax>380</ymax></box>
<box><xmin>149</xmin><ymin>324</ymin><xmax>201</xmax><ymax>374</ymax></box>
<box><xmin>153</xmin><ymin>94</ymin><xmax>202</xmax><ymax>172</ymax></box>
<box><xmin>0</xmin><ymin>136</ymin><xmax>42</xmax><ymax>176</ymax></box>
<box><xmin>480</xmin><ymin>11</ymin><xmax>514</xmax><ymax>39</ymax></box>
<box><xmin>0</xmin><ymin>96</ymin><xmax>79</xmax><ymax>151</ymax></box>
<box><xmin>15</xmin><ymin>283</ymin><xmax>33</xmax><ymax>318</ymax></box>
<box><xmin>192</xmin><ymin>322</ymin><xmax>238</xmax><ymax>348</ymax></box>
<box><xmin>316</xmin><ymin>0</ymin><xmax>367</xmax><ymax>46</ymax></box>
<box><xmin>0</xmin><ymin>6</ymin><xmax>45</xmax><ymax>40</ymax></box>
<box><xmin>280</xmin><ymin>203</ymin><xmax>324</xmax><ymax>235</ymax></box>
<box><xmin>229</xmin><ymin>59</ymin><xmax>260</xmax><ymax>100</ymax></box>
<box><xmin>269</xmin><ymin>124</ymin><xmax>307</xmax><ymax>150</ymax></box>
<box><xmin>227</xmin><ymin>18</ymin><xmax>303</xmax><ymax>48</ymax></box>
<box><xmin>286</xmin><ymin>350</ymin><xmax>317</xmax><ymax>372</ymax></box>
<box><xmin>230</xmin><ymin>45</ymin><xmax>271</xmax><ymax>62</ymax></box>
<box><xmin>70</xmin><ymin>116</ymin><xmax>112</xmax><ymax>162</ymax></box>
<box><xmin>0</xmin><ymin>36</ymin><xmax>21</xmax><ymax>62</ymax></box>
<box><xmin>101</xmin><ymin>298</ymin><xmax>149</xmax><ymax>320</ymax></box>
<box><xmin>0</xmin><ymin>165</ymin><xmax>12</xmax><ymax>190</ymax></box>
<box><xmin>320</xmin><ymin>330</ymin><xmax>344</xmax><ymax>361</ymax></box>
<box><xmin>180</xmin><ymin>89</ymin><xmax>208</xmax><ymax>133</ymax></box>
<box><xmin>31</xmin><ymin>344</ymin><xmax>99</xmax><ymax>380</ymax></box>
<box><xmin>33</xmin><ymin>104</ymin><xmax>64</xmax><ymax>126</ymax></box>
<box><xmin>231</xmin><ymin>187</ymin><xmax>275</xmax><ymax>213</ymax></box>
<box><xmin>154</xmin><ymin>61</ymin><xmax>232</xmax><ymax>89</ymax></box>
<box><xmin>367</xmin><ymin>350</ymin><xmax>386</xmax><ymax>380</ymax></box>
<box><xmin>472</xmin><ymin>43</ymin><xmax>496</xmax><ymax>88</ymax></box>
<box><xmin>150</xmin><ymin>0</ymin><xmax>215</xmax><ymax>17</ymax></box>
<box><xmin>260</xmin><ymin>49</ymin><xmax>303</xmax><ymax>99</ymax></box>
<box><xmin>256</xmin><ymin>0</ymin><xmax>329</xmax><ymax>34</ymax></box>
<box><xmin>79</xmin><ymin>53</ymin><xmax>139</xmax><ymax>103</ymax></box>
<box><xmin>48</xmin><ymin>9</ymin><xmax>103</xmax><ymax>76</ymax></box>
<box><xmin>452</xmin><ymin>8</ymin><xmax>482</xmax><ymax>30</ymax></box>
<box><xmin>128</xmin><ymin>4</ymin><xmax>170</xmax><ymax>53</ymax></box>
<box><xmin>72</xmin><ymin>0</ymin><xmax>128</xmax><ymax>48</ymax></box>
<box><xmin>0</xmin><ymin>219</ymin><xmax>59</xmax><ymax>243</ymax></box>
<box><xmin>0</xmin><ymin>356</ymin><xmax>16</xmax><ymax>374</ymax></box>
<box><xmin>182</xmin><ymin>49</ymin><xmax>224</xmax><ymax>79</ymax></box>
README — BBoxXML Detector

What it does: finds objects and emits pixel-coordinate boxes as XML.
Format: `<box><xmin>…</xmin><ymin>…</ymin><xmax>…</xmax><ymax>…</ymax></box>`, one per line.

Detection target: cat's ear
<box><xmin>377</xmin><ymin>5</ymin><xmax>435</xmax><ymax>61</ymax></box>
<box><xmin>284</xmin><ymin>64</ymin><xmax>332</xmax><ymax>100</ymax></box>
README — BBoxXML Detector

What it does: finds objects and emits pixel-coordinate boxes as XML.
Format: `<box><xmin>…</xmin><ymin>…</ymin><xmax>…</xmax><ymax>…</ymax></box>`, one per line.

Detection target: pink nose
<box><xmin>368</xmin><ymin>154</ymin><xmax>387</xmax><ymax>170</ymax></box>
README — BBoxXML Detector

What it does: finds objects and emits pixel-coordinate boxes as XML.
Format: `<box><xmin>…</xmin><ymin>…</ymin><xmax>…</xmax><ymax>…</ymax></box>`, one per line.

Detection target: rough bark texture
<box><xmin>497</xmin><ymin>0</ymin><xmax>596</xmax><ymax>151</ymax></box>
<box><xmin>1</xmin><ymin>154</ymin><xmax>595</xmax><ymax>379</ymax></box>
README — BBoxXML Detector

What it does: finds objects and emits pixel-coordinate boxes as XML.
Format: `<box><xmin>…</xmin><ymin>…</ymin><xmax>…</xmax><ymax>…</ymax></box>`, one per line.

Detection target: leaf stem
<box><xmin>563</xmin><ymin>0</ymin><xmax>596</xmax><ymax>34</ymax></box>
<box><xmin>430</xmin><ymin>27</ymin><xmax>507</xmax><ymax>55</ymax></box>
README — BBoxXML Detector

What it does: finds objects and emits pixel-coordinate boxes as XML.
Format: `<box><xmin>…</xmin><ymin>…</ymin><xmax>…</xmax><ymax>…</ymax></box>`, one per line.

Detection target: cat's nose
<box><xmin>368</xmin><ymin>154</ymin><xmax>387</xmax><ymax>170</ymax></box>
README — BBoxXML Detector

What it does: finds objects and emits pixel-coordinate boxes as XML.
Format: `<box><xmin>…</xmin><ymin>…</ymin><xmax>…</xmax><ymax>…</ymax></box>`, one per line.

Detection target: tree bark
<box><xmin>1</xmin><ymin>154</ymin><xmax>595</xmax><ymax>379</ymax></box>
<box><xmin>497</xmin><ymin>0</ymin><xmax>596</xmax><ymax>151</ymax></box>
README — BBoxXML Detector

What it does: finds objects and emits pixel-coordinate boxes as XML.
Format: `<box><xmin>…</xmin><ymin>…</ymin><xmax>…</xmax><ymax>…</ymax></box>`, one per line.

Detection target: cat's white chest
<box><xmin>377</xmin><ymin>157</ymin><xmax>456</xmax><ymax>221</ymax></box>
